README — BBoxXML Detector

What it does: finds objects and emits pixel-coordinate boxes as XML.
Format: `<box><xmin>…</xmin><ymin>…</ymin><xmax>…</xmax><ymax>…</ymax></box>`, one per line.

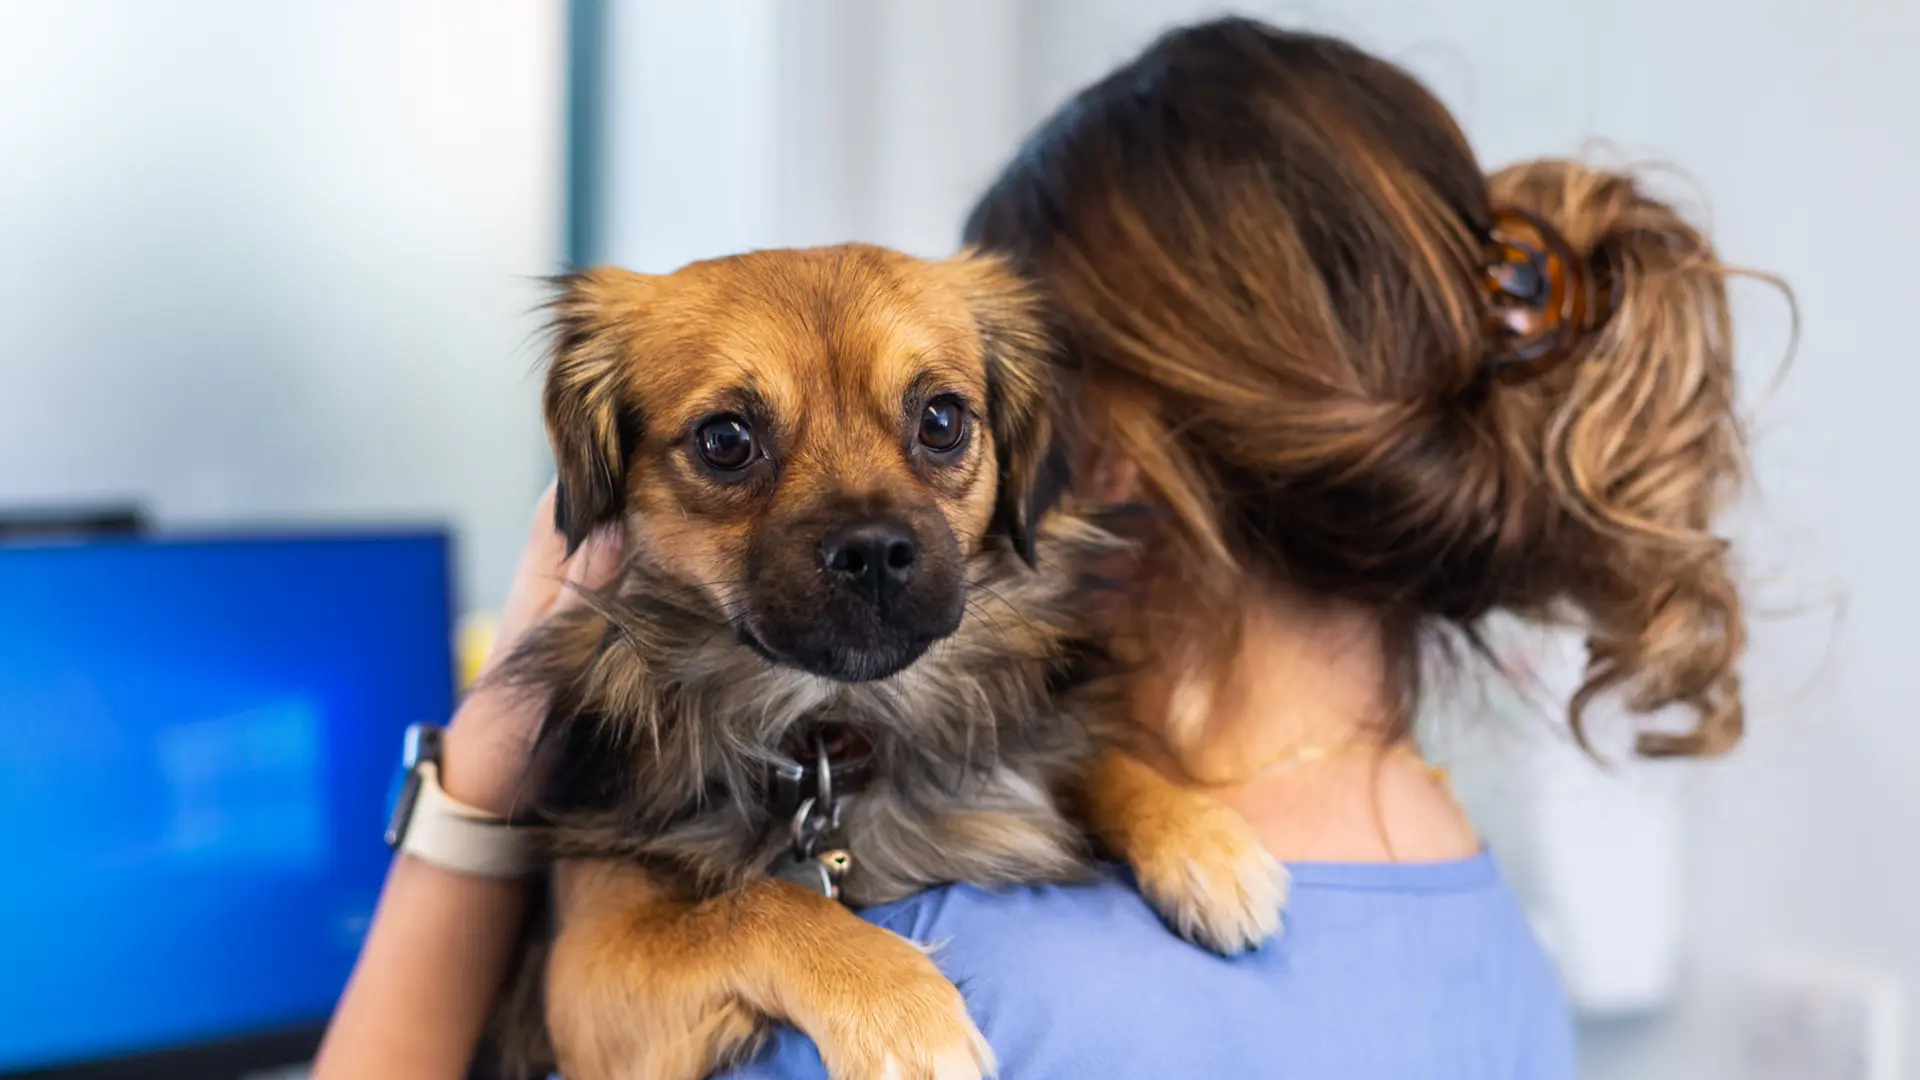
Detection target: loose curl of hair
<box><xmin>964</xmin><ymin>17</ymin><xmax>1780</xmax><ymax>757</ymax></box>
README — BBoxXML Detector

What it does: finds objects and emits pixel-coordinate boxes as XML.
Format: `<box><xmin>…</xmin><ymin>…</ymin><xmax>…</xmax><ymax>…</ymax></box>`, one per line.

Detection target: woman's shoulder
<box><xmin>730</xmin><ymin>853</ymin><xmax>1574</xmax><ymax>1079</ymax></box>
<box><xmin>864</xmin><ymin>864</ymin><xmax>1173</xmax><ymax>958</ymax></box>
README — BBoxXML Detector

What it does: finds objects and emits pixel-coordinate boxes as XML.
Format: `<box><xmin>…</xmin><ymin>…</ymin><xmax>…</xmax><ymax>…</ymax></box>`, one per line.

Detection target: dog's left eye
<box><xmin>918</xmin><ymin>396</ymin><xmax>967</xmax><ymax>453</ymax></box>
<box><xmin>696</xmin><ymin>415</ymin><xmax>756</xmax><ymax>471</ymax></box>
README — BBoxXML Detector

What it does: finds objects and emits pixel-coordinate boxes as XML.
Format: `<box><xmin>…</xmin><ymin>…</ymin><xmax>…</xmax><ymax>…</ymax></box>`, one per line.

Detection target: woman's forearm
<box><xmin>313</xmin><ymin>709</ymin><xmax>548</xmax><ymax>1079</ymax></box>
<box><xmin>311</xmin><ymin>854</ymin><xmax>531</xmax><ymax>1080</ymax></box>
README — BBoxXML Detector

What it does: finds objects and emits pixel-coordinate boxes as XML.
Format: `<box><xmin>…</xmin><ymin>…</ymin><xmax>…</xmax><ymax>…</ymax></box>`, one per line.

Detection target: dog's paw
<box><xmin>805</xmin><ymin>948</ymin><xmax>993</xmax><ymax>1080</ymax></box>
<box><xmin>1128</xmin><ymin>789</ymin><xmax>1289</xmax><ymax>955</ymax></box>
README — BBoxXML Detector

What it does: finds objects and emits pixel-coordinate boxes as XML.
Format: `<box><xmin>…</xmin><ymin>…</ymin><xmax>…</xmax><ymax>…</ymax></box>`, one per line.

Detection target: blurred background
<box><xmin>0</xmin><ymin>1</ymin><xmax>1910</xmax><ymax>1078</ymax></box>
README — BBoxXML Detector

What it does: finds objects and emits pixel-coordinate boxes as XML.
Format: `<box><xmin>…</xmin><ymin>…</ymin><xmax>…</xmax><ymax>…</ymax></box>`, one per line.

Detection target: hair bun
<box><xmin>1480</xmin><ymin>207</ymin><xmax>1622</xmax><ymax>383</ymax></box>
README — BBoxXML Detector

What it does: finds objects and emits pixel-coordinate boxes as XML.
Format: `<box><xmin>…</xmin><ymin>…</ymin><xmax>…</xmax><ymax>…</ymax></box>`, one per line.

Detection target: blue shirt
<box><xmin>728</xmin><ymin>852</ymin><xmax>1574</xmax><ymax>1079</ymax></box>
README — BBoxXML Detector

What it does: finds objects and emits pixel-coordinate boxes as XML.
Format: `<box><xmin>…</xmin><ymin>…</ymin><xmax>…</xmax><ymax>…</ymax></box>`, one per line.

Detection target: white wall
<box><xmin>0</xmin><ymin>0</ymin><xmax>565</xmax><ymax>611</ymax></box>
<box><xmin>592</xmin><ymin>0</ymin><xmax>1029</xmax><ymax>269</ymax></box>
<box><xmin>594</xmin><ymin>0</ymin><xmax>780</xmax><ymax>272</ymax></box>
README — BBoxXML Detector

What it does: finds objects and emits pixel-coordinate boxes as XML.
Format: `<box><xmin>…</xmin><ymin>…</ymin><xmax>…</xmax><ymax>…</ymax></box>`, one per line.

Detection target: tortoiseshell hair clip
<box><xmin>1480</xmin><ymin>206</ymin><xmax>1623</xmax><ymax>384</ymax></box>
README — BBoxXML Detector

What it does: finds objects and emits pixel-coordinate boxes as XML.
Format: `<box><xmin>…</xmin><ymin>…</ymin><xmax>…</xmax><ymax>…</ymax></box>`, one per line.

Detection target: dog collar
<box><xmin>768</xmin><ymin>726</ymin><xmax>875</xmax><ymax>818</ymax></box>
<box><xmin>767</xmin><ymin>727</ymin><xmax>872</xmax><ymax>900</ymax></box>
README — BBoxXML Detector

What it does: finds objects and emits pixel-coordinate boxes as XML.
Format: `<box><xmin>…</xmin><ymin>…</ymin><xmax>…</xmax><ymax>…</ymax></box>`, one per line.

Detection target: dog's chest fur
<box><xmin>511</xmin><ymin>518</ymin><xmax>1118</xmax><ymax>905</ymax></box>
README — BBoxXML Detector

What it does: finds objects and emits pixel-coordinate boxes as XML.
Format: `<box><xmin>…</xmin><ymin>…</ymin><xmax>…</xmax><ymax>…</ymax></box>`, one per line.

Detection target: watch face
<box><xmin>403</xmin><ymin>722</ymin><xmax>443</xmax><ymax>771</ymax></box>
<box><xmin>383</xmin><ymin>769</ymin><xmax>422</xmax><ymax>851</ymax></box>
<box><xmin>383</xmin><ymin>723</ymin><xmax>443</xmax><ymax>850</ymax></box>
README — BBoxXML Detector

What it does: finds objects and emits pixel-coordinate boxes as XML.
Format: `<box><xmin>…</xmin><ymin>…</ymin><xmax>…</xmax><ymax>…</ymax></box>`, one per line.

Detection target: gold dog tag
<box><xmin>773</xmin><ymin>849</ymin><xmax>852</xmax><ymax>900</ymax></box>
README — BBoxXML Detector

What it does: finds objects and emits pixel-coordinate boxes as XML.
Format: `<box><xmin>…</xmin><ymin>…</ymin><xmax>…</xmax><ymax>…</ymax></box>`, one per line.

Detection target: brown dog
<box><xmin>490</xmin><ymin>245</ymin><xmax>1284</xmax><ymax>1080</ymax></box>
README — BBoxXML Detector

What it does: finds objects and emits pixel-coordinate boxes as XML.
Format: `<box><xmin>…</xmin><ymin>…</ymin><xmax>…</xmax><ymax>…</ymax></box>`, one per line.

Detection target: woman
<box><xmin>734</xmin><ymin>17</ymin><xmax>1752</xmax><ymax>1078</ymax></box>
<box><xmin>318</xmin><ymin>17</ymin><xmax>1757</xmax><ymax>1080</ymax></box>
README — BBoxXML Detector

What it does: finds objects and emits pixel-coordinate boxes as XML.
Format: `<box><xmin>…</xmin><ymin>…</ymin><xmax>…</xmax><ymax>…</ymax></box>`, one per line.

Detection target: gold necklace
<box><xmin>1194</xmin><ymin>740</ymin><xmax>1450</xmax><ymax>791</ymax></box>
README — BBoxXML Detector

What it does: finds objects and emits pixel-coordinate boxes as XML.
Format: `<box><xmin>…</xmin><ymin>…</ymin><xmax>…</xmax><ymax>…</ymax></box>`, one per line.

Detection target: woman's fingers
<box><xmin>484</xmin><ymin>484</ymin><xmax>626</xmax><ymax>676</ymax></box>
<box><xmin>445</xmin><ymin>484</ymin><xmax>614</xmax><ymax>811</ymax></box>
<box><xmin>493</xmin><ymin>484</ymin><xmax>569</xmax><ymax>648</ymax></box>
<box><xmin>554</xmin><ymin>527</ymin><xmax>624</xmax><ymax>611</ymax></box>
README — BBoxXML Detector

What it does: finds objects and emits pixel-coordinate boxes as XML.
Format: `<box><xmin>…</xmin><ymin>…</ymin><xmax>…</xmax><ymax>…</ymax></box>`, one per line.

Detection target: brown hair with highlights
<box><xmin>964</xmin><ymin>18</ymin><xmax>1781</xmax><ymax>756</ymax></box>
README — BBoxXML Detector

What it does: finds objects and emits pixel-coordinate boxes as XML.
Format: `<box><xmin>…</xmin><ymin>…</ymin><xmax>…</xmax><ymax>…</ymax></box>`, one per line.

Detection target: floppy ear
<box><xmin>544</xmin><ymin>268</ymin><xmax>650</xmax><ymax>554</ymax></box>
<box><xmin>944</xmin><ymin>250</ymin><xmax>1069</xmax><ymax>566</ymax></box>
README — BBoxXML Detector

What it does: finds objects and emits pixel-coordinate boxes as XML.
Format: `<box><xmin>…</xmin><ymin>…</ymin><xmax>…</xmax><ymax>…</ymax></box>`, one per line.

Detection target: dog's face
<box><xmin>543</xmin><ymin>244</ymin><xmax>1058</xmax><ymax>682</ymax></box>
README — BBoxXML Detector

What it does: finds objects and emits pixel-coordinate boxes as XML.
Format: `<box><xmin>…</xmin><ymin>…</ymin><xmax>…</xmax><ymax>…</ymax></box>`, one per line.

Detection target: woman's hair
<box><xmin>963</xmin><ymin>18</ymin><xmax>1767</xmax><ymax>757</ymax></box>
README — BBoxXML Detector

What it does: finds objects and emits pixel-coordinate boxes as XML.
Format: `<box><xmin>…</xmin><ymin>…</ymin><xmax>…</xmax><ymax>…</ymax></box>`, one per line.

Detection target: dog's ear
<box><xmin>943</xmin><ymin>250</ymin><xmax>1068</xmax><ymax>566</ymax></box>
<box><xmin>544</xmin><ymin>268</ymin><xmax>650</xmax><ymax>554</ymax></box>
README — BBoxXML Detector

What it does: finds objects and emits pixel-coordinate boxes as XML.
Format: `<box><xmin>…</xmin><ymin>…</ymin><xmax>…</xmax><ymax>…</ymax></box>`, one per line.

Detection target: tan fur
<box><xmin>545</xmin><ymin>246</ymin><xmax>1041</xmax><ymax>580</ymax></box>
<box><xmin>1081</xmin><ymin>749</ymin><xmax>1289</xmax><ymax>955</ymax></box>
<box><xmin>547</xmin><ymin>862</ymin><xmax>990</xmax><ymax>1080</ymax></box>
<box><xmin>513</xmin><ymin>244</ymin><xmax>1282</xmax><ymax>1080</ymax></box>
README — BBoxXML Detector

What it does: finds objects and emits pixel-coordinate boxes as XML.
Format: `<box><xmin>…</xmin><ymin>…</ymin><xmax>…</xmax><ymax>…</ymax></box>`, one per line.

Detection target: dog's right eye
<box><xmin>695</xmin><ymin>415</ymin><xmax>755</xmax><ymax>471</ymax></box>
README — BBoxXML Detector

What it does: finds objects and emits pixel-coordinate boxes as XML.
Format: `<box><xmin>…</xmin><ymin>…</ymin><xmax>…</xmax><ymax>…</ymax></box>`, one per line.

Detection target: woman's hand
<box><xmin>440</xmin><ymin>484</ymin><xmax>620</xmax><ymax>812</ymax></box>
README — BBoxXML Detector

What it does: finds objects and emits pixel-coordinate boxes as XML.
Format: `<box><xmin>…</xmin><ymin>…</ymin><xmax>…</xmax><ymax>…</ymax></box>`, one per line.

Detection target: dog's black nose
<box><xmin>819</xmin><ymin>518</ymin><xmax>918</xmax><ymax>603</ymax></box>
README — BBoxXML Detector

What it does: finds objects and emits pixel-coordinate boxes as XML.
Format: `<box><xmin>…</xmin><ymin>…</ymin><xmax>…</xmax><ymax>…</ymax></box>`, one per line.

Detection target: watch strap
<box><xmin>398</xmin><ymin>760</ymin><xmax>542</xmax><ymax>878</ymax></box>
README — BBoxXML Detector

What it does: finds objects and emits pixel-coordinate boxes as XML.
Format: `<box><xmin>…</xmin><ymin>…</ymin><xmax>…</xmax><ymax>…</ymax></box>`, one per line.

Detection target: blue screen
<box><xmin>0</xmin><ymin>533</ymin><xmax>455</xmax><ymax>1071</ymax></box>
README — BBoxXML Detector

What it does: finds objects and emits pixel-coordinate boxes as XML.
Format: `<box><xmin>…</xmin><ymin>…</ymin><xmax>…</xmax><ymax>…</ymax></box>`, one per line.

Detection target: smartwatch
<box><xmin>384</xmin><ymin>722</ymin><xmax>541</xmax><ymax>878</ymax></box>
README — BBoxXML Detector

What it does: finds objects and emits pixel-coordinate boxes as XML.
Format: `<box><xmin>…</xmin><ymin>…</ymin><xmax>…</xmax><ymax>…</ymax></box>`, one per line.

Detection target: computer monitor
<box><xmin>0</xmin><ymin>532</ymin><xmax>457</xmax><ymax>1078</ymax></box>
<box><xmin>0</xmin><ymin>505</ymin><xmax>148</xmax><ymax>542</ymax></box>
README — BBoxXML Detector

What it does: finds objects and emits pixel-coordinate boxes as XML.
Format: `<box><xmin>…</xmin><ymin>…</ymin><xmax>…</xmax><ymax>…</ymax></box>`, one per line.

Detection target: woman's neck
<box><xmin>1139</xmin><ymin>584</ymin><xmax>1391</xmax><ymax>782</ymax></box>
<box><xmin>1124</xmin><ymin>577</ymin><xmax>1479</xmax><ymax>864</ymax></box>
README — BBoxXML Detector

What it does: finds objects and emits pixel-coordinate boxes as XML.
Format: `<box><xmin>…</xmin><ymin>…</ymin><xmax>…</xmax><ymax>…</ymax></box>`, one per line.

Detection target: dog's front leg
<box><xmin>546</xmin><ymin>860</ymin><xmax>762</xmax><ymax>1080</ymax></box>
<box><xmin>547</xmin><ymin>859</ymin><xmax>992</xmax><ymax>1080</ymax></box>
<box><xmin>1079</xmin><ymin>748</ymin><xmax>1289</xmax><ymax>955</ymax></box>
